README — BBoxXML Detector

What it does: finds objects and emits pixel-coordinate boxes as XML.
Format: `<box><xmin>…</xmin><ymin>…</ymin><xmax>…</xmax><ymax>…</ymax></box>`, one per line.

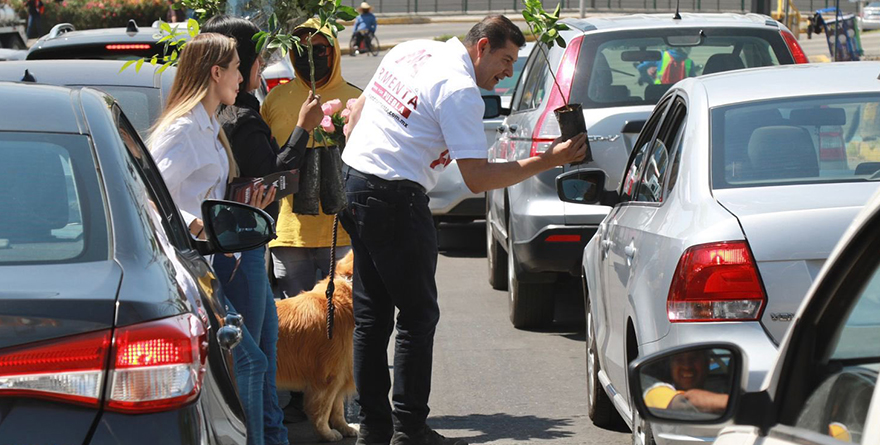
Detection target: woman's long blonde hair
<box><xmin>149</xmin><ymin>32</ymin><xmax>240</xmax><ymax>180</ymax></box>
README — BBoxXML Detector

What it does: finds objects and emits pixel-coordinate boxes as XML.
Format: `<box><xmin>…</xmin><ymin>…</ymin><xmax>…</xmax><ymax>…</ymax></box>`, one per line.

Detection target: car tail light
<box><xmin>105</xmin><ymin>44</ymin><xmax>152</xmax><ymax>51</ymax></box>
<box><xmin>106</xmin><ymin>314</ymin><xmax>208</xmax><ymax>413</ymax></box>
<box><xmin>667</xmin><ymin>241</ymin><xmax>766</xmax><ymax>322</ymax></box>
<box><xmin>0</xmin><ymin>313</ymin><xmax>207</xmax><ymax>413</ymax></box>
<box><xmin>265</xmin><ymin>77</ymin><xmax>291</xmax><ymax>91</ymax></box>
<box><xmin>819</xmin><ymin>126</ymin><xmax>847</xmax><ymax>162</ymax></box>
<box><xmin>530</xmin><ymin>36</ymin><xmax>583</xmax><ymax>157</ymax></box>
<box><xmin>779</xmin><ymin>30</ymin><xmax>809</xmax><ymax>64</ymax></box>
<box><xmin>545</xmin><ymin>234</ymin><xmax>581</xmax><ymax>242</ymax></box>
<box><xmin>0</xmin><ymin>330</ymin><xmax>111</xmax><ymax>407</ymax></box>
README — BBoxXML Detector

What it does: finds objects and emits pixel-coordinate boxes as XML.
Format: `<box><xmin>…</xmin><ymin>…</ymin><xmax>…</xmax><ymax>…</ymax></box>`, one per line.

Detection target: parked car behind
<box><xmin>0</xmin><ymin>60</ymin><xmax>175</xmax><ymax>139</ymax></box>
<box><xmin>487</xmin><ymin>13</ymin><xmax>807</xmax><ymax>329</ymax></box>
<box><xmin>0</xmin><ymin>81</ymin><xmax>277</xmax><ymax>444</ymax></box>
<box><xmin>557</xmin><ymin>61</ymin><xmax>880</xmax><ymax>445</ymax></box>
<box><xmin>628</xmin><ymin>179</ymin><xmax>880</xmax><ymax>445</ymax></box>
<box><xmin>861</xmin><ymin>1</ymin><xmax>880</xmax><ymax>30</ymax></box>
<box><xmin>428</xmin><ymin>42</ymin><xmax>535</xmax><ymax>225</ymax></box>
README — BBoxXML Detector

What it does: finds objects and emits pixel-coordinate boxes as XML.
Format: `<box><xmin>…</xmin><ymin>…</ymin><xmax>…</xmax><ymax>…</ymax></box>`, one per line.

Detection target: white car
<box><xmin>628</xmin><ymin>185</ymin><xmax>880</xmax><ymax>445</ymax></box>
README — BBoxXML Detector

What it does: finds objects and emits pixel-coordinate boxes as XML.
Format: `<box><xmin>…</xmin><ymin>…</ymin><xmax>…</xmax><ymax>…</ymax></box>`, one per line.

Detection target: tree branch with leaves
<box><xmin>521</xmin><ymin>0</ymin><xmax>569</xmax><ymax>103</ymax></box>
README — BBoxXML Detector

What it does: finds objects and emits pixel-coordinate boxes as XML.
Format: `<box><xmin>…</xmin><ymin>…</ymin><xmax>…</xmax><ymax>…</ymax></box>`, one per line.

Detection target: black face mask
<box><xmin>294</xmin><ymin>51</ymin><xmax>331</xmax><ymax>83</ymax></box>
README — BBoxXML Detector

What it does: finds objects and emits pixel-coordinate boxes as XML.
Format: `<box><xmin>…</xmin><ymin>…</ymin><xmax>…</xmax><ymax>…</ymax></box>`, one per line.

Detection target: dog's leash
<box><xmin>325</xmin><ymin>214</ymin><xmax>339</xmax><ymax>340</ymax></box>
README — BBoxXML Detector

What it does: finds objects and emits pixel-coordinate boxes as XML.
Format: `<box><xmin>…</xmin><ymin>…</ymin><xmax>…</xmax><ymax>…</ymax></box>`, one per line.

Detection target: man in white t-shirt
<box><xmin>339</xmin><ymin>15</ymin><xmax>588</xmax><ymax>445</ymax></box>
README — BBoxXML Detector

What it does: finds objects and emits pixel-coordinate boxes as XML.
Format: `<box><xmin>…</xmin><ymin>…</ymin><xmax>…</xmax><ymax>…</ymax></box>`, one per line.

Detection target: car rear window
<box><xmin>89</xmin><ymin>86</ymin><xmax>163</xmax><ymax>139</ymax></box>
<box><xmin>0</xmin><ymin>133</ymin><xmax>108</xmax><ymax>264</ymax></box>
<box><xmin>711</xmin><ymin>93</ymin><xmax>880</xmax><ymax>189</ymax></box>
<box><xmin>572</xmin><ymin>28</ymin><xmax>791</xmax><ymax>109</ymax></box>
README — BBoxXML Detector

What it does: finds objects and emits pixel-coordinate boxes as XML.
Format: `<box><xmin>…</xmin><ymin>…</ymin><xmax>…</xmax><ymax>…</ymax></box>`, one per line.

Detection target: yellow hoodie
<box><xmin>262</xmin><ymin>19</ymin><xmax>361</xmax><ymax>249</ymax></box>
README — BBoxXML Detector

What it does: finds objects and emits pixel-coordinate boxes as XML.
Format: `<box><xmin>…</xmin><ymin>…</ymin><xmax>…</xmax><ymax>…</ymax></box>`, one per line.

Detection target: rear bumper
<box><xmin>511</xmin><ymin>225</ymin><xmax>598</xmax><ymax>276</ymax></box>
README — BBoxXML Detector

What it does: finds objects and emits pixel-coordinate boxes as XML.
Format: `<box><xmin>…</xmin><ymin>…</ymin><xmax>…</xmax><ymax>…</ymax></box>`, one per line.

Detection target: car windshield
<box><xmin>0</xmin><ymin>133</ymin><xmax>108</xmax><ymax>264</ymax></box>
<box><xmin>573</xmin><ymin>29</ymin><xmax>788</xmax><ymax>109</ymax></box>
<box><xmin>711</xmin><ymin>94</ymin><xmax>880</xmax><ymax>189</ymax></box>
<box><xmin>480</xmin><ymin>55</ymin><xmax>528</xmax><ymax>97</ymax></box>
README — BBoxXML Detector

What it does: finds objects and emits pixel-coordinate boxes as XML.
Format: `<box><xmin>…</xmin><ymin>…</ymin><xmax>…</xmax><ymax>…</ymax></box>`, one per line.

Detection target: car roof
<box><xmin>683</xmin><ymin>62</ymin><xmax>880</xmax><ymax>108</ymax></box>
<box><xmin>29</xmin><ymin>24</ymin><xmax>176</xmax><ymax>51</ymax></box>
<box><xmin>0</xmin><ymin>82</ymin><xmax>89</xmax><ymax>133</ymax></box>
<box><xmin>0</xmin><ymin>59</ymin><xmax>175</xmax><ymax>88</ymax></box>
<box><xmin>564</xmin><ymin>12</ymin><xmax>780</xmax><ymax>33</ymax></box>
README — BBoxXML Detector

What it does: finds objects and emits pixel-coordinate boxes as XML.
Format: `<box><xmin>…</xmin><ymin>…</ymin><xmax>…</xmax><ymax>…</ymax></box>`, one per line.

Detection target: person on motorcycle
<box><xmin>352</xmin><ymin>2</ymin><xmax>377</xmax><ymax>56</ymax></box>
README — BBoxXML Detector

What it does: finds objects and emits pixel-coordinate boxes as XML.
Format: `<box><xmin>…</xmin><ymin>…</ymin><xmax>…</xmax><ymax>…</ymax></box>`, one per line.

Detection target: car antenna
<box><xmin>673</xmin><ymin>0</ymin><xmax>682</xmax><ymax>20</ymax></box>
<box><xmin>21</xmin><ymin>69</ymin><xmax>36</xmax><ymax>83</ymax></box>
<box><xmin>126</xmin><ymin>19</ymin><xmax>139</xmax><ymax>35</ymax></box>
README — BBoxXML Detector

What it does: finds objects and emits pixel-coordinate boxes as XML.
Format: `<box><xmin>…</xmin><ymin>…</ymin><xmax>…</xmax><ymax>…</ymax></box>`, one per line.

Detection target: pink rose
<box><xmin>346</xmin><ymin>98</ymin><xmax>357</xmax><ymax>109</ymax></box>
<box><xmin>321</xmin><ymin>115</ymin><xmax>335</xmax><ymax>133</ymax></box>
<box><xmin>341</xmin><ymin>108</ymin><xmax>351</xmax><ymax>119</ymax></box>
<box><xmin>321</xmin><ymin>99</ymin><xmax>343</xmax><ymax>115</ymax></box>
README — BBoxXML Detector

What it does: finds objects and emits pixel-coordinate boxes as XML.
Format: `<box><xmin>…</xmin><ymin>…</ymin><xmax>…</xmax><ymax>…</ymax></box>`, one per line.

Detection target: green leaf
<box><xmin>557</xmin><ymin>23</ymin><xmax>569</xmax><ymax>31</ymax></box>
<box><xmin>157</xmin><ymin>61</ymin><xmax>172</xmax><ymax>75</ymax></box>
<box><xmin>268</xmin><ymin>14</ymin><xmax>278</xmax><ymax>31</ymax></box>
<box><xmin>157</xmin><ymin>35</ymin><xmax>172</xmax><ymax>44</ymax></box>
<box><xmin>150</xmin><ymin>55</ymin><xmax>158</xmax><ymax>65</ymax></box>
<box><xmin>548</xmin><ymin>28</ymin><xmax>558</xmax><ymax>38</ymax></box>
<box><xmin>159</xmin><ymin>20</ymin><xmax>172</xmax><ymax>34</ymax></box>
<box><xmin>553</xmin><ymin>2</ymin><xmax>561</xmax><ymax>18</ymax></box>
<box><xmin>522</xmin><ymin>10</ymin><xmax>534</xmax><ymax>22</ymax></box>
<box><xmin>119</xmin><ymin>59</ymin><xmax>136</xmax><ymax>73</ymax></box>
<box><xmin>556</xmin><ymin>36</ymin><xmax>566</xmax><ymax>47</ymax></box>
<box><xmin>337</xmin><ymin>5</ymin><xmax>357</xmax><ymax>20</ymax></box>
<box><xmin>171</xmin><ymin>50</ymin><xmax>178</xmax><ymax>61</ymax></box>
<box><xmin>321</xmin><ymin>30</ymin><xmax>335</xmax><ymax>46</ymax></box>
<box><xmin>135</xmin><ymin>58</ymin><xmax>145</xmax><ymax>72</ymax></box>
<box><xmin>253</xmin><ymin>31</ymin><xmax>266</xmax><ymax>42</ymax></box>
<box><xmin>187</xmin><ymin>18</ymin><xmax>199</xmax><ymax>36</ymax></box>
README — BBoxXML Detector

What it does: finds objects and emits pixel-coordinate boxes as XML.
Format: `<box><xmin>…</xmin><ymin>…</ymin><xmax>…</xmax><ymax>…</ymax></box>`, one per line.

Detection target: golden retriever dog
<box><xmin>275</xmin><ymin>251</ymin><xmax>358</xmax><ymax>442</ymax></box>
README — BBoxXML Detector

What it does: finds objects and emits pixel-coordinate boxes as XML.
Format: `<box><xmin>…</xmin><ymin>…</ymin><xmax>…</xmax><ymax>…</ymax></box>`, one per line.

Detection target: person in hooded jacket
<box><xmin>261</xmin><ymin>19</ymin><xmax>362</xmax><ymax>299</ymax></box>
<box><xmin>201</xmin><ymin>15</ymin><xmax>325</xmax><ymax>445</ymax></box>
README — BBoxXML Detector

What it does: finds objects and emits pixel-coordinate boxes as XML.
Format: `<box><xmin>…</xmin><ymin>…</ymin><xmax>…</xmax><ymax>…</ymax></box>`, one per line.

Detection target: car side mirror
<box><xmin>195</xmin><ymin>200</ymin><xmax>276</xmax><ymax>255</ymax></box>
<box><xmin>629</xmin><ymin>343</ymin><xmax>745</xmax><ymax>426</ymax></box>
<box><xmin>483</xmin><ymin>95</ymin><xmax>505</xmax><ymax>119</ymax></box>
<box><xmin>556</xmin><ymin>169</ymin><xmax>606</xmax><ymax>204</ymax></box>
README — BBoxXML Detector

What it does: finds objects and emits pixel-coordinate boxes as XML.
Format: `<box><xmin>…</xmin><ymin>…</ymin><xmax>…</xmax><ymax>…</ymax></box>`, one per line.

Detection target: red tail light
<box><xmin>0</xmin><ymin>330</ymin><xmax>110</xmax><ymax>407</ymax></box>
<box><xmin>819</xmin><ymin>127</ymin><xmax>847</xmax><ymax>162</ymax></box>
<box><xmin>0</xmin><ymin>313</ymin><xmax>207</xmax><ymax>413</ymax></box>
<box><xmin>545</xmin><ymin>234</ymin><xmax>581</xmax><ymax>243</ymax></box>
<box><xmin>106</xmin><ymin>314</ymin><xmax>208</xmax><ymax>413</ymax></box>
<box><xmin>530</xmin><ymin>36</ymin><xmax>583</xmax><ymax>157</ymax></box>
<box><xmin>105</xmin><ymin>44</ymin><xmax>152</xmax><ymax>51</ymax></box>
<box><xmin>780</xmin><ymin>30</ymin><xmax>809</xmax><ymax>64</ymax></box>
<box><xmin>667</xmin><ymin>241</ymin><xmax>766</xmax><ymax>322</ymax></box>
<box><xmin>265</xmin><ymin>77</ymin><xmax>291</xmax><ymax>91</ymax></box>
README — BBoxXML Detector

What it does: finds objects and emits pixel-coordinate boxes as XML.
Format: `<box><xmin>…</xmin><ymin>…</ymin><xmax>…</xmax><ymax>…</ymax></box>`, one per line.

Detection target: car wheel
<box><xmin>507</xmin><ymin>234</ymin><xmax>553</xmax><ymax>329</ymax></box>
<box><xmin>586</xmin><ymin>293</ymin><xmax>619</xmax><ymax>427</ymax></box>
<box><xmin>486</xmin><ymin>214</ymin><xmax>508</xmax><ymax>290</ymax></box>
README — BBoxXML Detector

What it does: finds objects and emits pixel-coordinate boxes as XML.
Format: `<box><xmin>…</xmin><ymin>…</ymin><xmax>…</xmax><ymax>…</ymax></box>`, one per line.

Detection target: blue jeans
<box><xmin>338</xmin><ymin>167</ymin><xmax>439</xmax><ymax>441</ymax></box>
<box><xmin>214</xmin><ymin>250</ymin><xmax>289</xmax><ymax>445</ymax></box>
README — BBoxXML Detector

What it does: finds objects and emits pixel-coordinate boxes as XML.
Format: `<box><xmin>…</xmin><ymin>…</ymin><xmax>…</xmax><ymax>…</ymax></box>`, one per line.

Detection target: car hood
<box><xmin>713</xmin><ymin>182</ymin><xmax>879</xmax><ymax>343</ymax></box>
<box><xmin>0</xmin><ymin>261</ymin><xmax>121</xmax><ymax>350</ymax></box>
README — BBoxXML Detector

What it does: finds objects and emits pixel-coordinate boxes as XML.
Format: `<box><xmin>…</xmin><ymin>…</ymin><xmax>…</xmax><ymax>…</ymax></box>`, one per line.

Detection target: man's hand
<box><xmin>680</xmin><ymin>389</ymin><xmax>729</xmax><ymax>414</ymax></box>
<box><xmin>540</xmin><ymin>133</ymin><xmax>589</xmax><ymax>167</ymax></box>
<box><xmin>297</xmin><ymin>91</ymin><xmax>323</xmax><ymax>132</ymax></box>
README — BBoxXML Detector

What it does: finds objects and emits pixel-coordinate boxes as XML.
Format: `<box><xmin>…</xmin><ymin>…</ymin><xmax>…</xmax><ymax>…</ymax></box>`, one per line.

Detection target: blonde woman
<box><xmin>149</xmin><ymin>32</ymin><xmax>282</xmax><ymax>445</ymax></box>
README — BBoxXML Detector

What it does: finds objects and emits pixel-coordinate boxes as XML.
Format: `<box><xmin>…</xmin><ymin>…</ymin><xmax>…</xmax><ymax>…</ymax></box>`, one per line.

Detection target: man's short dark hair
<box><xmin>464</xmin><ymin>15</ymin><xmax>526</xmax><ymax>51</ymax></box>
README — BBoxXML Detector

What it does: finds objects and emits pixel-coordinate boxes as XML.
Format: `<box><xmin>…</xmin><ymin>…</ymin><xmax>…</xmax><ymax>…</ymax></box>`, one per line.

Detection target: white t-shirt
<box><xmin>342</xmin><ymin>37</ymin><xmax>487</xmax><ymax>191</ymax></box>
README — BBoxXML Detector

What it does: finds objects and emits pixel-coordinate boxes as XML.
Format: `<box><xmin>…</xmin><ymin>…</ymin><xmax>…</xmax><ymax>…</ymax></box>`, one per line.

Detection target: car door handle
<box><xmin>624</xmin><ymin>241</ymin><xmax>637</xmax><ymax>266</ymax></box>
<box><xmin>508</xmin><ymin>124</ymin><xmax>518</xmax><ymax>132</ymax></box>
<box><xmin>497</xmin><ymin>125</ymin><xmax>508</xmax><ymax>133</ymax></box>
<box><xmin>601</xmin><ymin>239</ymin><xmax>612</xmax><ymax>259</ymax></box>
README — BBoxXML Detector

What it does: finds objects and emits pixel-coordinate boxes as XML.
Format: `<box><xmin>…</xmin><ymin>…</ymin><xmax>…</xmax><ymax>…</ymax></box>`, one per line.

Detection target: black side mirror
<box><xmin>483</xmin><ymin>95</ymin><xmax>504</xmax><ymax>119</ymax></box>
<box><xmin>196</xmin><ymin>200</ymin><xmax>276</xmax><ymax>255</ymax></box>
<box><xmin>629</xmin><ymin>343</ymin><xmax>744</xmax><ymax>426</ymax></box>
<box><xmin>556</xmin><ymin>169</ymin><xmax>606</xmax><ymax>204</ymax></box>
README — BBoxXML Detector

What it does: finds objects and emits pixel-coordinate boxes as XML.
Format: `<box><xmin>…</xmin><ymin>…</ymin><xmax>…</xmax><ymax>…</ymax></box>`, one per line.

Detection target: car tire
<box><xmin>486</xmin><ymin>214</ymin><xmax>508</xmax><ymax>290</ymax></box>
<box><xmin>507</xmin><ymin>235</ymin><xmax>553</xmax><ymax>329</ymax></box>
<box><xmin>586</xmin><ymin>293</ymin><xmax>619</xmax><ymax>427</ymax></box>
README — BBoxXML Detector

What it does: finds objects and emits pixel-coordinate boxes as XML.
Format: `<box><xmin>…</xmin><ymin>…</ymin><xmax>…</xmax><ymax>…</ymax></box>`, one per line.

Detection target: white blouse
<box><xmin>150</xmin><ymin>102</ymin><xmax>230</xmax><ymax>229</ymax></box>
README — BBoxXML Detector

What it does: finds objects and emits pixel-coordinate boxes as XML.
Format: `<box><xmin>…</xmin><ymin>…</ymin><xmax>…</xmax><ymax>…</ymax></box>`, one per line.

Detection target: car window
<box><xmin>0</xmin><ymin>132</ymin><xmax>109</xmax><ymax>264</ymax></box>
<box><xmin>514</xmin><ymin>44</ymin><xmax>550</xmax><ymax>112</ymax></box>
<box><xmin>480</xmin><ymin>53</ymin><xmax>529</xmax><ymax>98</ymax></box>
<box><xmin>637</xmin><ymin>99</ymin><xmax>687</xmax><ymax>203</ymax></box>
<box><xmin>622</xmin><ymin>97</ymin><xmax>671</xmax><ymax>201</ymax></box>
<box><xmin>571</xmin><ymin>28</ymin><xmax>790</xmax><ymax>109</ymax></box>
<box><xmin>92</xmin><ymin>86</ymin><xmax>163</xmax><ymax>140</ymax></box>
<box><xmin>114</xmin><ymin>108</ymin><xmax>192</xmax><ymax>249</ymax></box>
<box><xmin>711</xmin><ymin>93</ymin><xmax>880</xmax><ymax>189</ymax></box>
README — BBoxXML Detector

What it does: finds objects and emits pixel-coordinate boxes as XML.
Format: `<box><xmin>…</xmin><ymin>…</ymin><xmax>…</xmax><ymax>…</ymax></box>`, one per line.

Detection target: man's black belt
<box><xmin>343</xmin><ymin>165</ymin><xmax>427</xmax><ymax>194</ymax></box>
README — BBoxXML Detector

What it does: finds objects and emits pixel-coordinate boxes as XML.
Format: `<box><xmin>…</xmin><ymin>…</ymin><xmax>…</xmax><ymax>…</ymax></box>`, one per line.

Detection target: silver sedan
<box><xmin>558</xmin><ymin>62</ymin><xmax>880</xmax><ymax>445</ymax></box>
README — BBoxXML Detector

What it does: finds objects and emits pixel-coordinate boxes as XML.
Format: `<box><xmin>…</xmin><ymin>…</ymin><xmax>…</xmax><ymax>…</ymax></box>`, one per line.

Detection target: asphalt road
<box><xmin>286</xmin><ymin>223</ymin><xmax>631</xmax><ymax>445</ymax></box>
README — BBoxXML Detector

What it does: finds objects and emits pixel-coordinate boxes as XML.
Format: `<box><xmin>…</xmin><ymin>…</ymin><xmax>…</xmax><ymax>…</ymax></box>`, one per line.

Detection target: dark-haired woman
<box><xmin>201</xmin><ymin>15</ymin><xmax>324</xmax><ymax>445</ymax></box>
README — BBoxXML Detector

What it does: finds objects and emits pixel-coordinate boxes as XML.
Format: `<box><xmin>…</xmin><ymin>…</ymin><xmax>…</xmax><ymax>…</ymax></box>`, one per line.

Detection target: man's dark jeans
<box><xmin>339</xmin><ymin>167</ymin><xmax>439</xmax><ymax>442</ymax></box>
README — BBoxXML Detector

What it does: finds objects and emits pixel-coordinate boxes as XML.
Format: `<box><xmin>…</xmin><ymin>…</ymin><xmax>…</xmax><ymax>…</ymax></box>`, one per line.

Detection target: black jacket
<box><xmin>219</xmin><ymin>92</ymin><xmax>309</xmax><ymax>221</ymax></box>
